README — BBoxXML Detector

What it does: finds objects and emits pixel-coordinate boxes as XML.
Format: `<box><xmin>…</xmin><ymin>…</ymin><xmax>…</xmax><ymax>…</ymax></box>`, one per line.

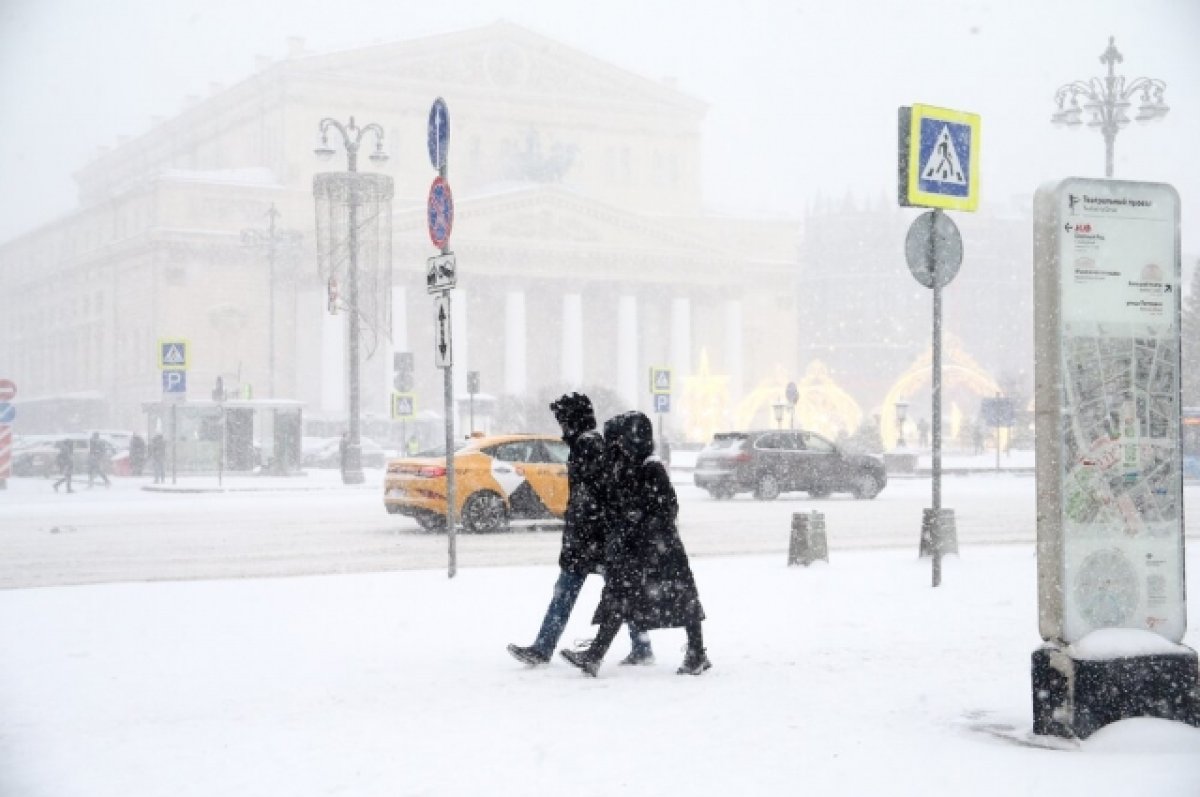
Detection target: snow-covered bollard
<box><xmin>919</xmin><ymin>508</ymin><xmax>958</xmax><ymax>557</ymax></box>
<box><xmin>788</xmin><ymin>511</ymin><xmax>827</xmax><ymax>567</ymax></box>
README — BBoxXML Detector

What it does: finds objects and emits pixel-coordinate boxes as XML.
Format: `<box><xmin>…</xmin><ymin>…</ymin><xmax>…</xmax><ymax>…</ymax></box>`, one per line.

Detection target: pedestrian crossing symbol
<box><xmin>158</xmin><ymin>339</ymin><xmax>189</xmax><ymax>370</ymax></box>
<box><xmin>650</xmin><ymin>367</ymin><xmax>672</xmax><ymax>395</ymax></box>
<box><xmin>899</xmin><ymin>103</ymin><xmax>980</xmax><ymax>212</ymax></box>
<box><xmin>391</xmin><ymin>391</ymin><xmax>415</xmax><ymax>420</ymax></box>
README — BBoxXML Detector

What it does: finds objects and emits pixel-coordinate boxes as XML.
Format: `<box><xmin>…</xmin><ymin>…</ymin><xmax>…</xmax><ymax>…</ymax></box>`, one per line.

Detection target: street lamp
<box><xmin>313</xmin><ymin>116</ymin><xmax>390</xmax><ymax>485</ymax></box>
<box><xmin>772</xmin><ymin>399</ymin><xmax>788</xmax><ymax>430</ymax></box>
<box><xmin>895</xmin><ymin>401</ymin><xmax>909</xmax><ymax>449</ymax></box>
<box><xmin>241</xmin><ymin>204</ymin><xmax>301</xmax><ymax>399</ymax></box>
<box><xmin>1051</xmin><ymin>36</ymin><xmax>1169</xmax><ymax>178</ymax></box>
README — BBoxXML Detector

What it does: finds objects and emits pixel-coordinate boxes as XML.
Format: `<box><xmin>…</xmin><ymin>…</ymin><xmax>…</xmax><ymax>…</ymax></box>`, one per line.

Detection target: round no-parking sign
<box><xmin>427</xmin><ymin>176</ymin><xmax>454</xmax><ymax>250</ymax></box>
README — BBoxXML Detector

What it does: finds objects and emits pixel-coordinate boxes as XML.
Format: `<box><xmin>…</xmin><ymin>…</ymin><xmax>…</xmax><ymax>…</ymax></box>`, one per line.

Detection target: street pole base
<box><xmin>918</xmin><ymin>507</ymin><xmax>958</xmax><ymax>557</ymax></box>
<box><xmin>341</xmin><ymin>469</ymin><xmax>365</xmax><ymax>485</ymax></box>
<box><xmin>1031</xmin><ymin>642</ymin><xmax>1200</xmax><ymax>739</ymax></box>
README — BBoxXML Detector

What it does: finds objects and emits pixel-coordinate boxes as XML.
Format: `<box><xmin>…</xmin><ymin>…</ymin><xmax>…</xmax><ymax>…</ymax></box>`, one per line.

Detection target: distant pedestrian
<box><xmin>561</xmin><ymin>410</ymin><xmax>709</xmax><ymax>677</ymax></box>
<box><xmin>52</xmin><ymin>439</ymin><xmax>74</xmax><ymax>493</ymax></box>
<box><xmin>87</xmin><ymin>432</ymin><xmax>111</xmax><ymax>488</ymax></box>
<box><xmin>507</xmin><ymin>393</ymin><xmax>653</xmax><ymax>667</ymax></box>
<box><xmin>150</xmin><ymin>433</ymin><xmax>166</xmax><ymax>484</ymax></box>
<box><xmin>972</xmin><ymin>421</ymin><xmax>985</xmax><ymax>455</ymax></box>
<box><xmin>338</xmin><ymin>432</ymin><xmax>349</xmax><ymax>478</ymax></box>
<box><xmin>129</xmin><ymin>434</ymin><xmax>147</xmax><ymax>476</ymax></box>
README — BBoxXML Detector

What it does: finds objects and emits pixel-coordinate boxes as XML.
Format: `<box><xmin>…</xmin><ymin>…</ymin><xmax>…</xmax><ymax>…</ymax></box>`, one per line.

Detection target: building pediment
<box><xmin>300</xmin><ymin>22</ymin><xmax>706</xmax><ymax>116</ymax></box>
<box><xmin>396</xmin><ymin>184</ymin><xmax>737</xmax><ymax>260</ymax></box>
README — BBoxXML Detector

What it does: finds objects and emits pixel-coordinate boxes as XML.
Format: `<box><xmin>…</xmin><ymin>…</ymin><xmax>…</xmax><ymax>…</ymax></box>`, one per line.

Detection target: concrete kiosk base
<box><xmin>1031</xmin><ymin>642</ymin><xmax>1200</xmax><ymax>739</ymax></box>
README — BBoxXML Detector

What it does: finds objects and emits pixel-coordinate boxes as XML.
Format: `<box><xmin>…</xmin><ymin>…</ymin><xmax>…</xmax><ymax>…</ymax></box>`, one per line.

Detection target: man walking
<box><xmin>52</xmin><ymin>439</ymin><xmax>74</xmax><ymax>493</ymax></box>
<box><xmin>507</xmin><ymin>393</ymin><xmax>653</xmax><ymax>667</ymax></box>
<box><xmin>149</xmin><ymin>433</ymin><xmax>166</xmax><ymax>484</ymax></box>
<box><xmin>86</xmin><ymin>432</ymin><xmax>111</xmax><ymax>488</ymax></box>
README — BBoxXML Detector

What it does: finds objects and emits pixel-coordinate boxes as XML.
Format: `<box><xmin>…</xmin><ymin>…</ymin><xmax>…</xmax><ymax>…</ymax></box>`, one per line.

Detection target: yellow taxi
<box><xmin>383</xmin><ymin>433</ymin><xmax>569</xmax><ymax>533</ymax></box>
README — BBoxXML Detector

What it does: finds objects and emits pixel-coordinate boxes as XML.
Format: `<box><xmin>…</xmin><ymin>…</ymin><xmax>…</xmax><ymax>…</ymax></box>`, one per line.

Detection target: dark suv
<box><xmin>693</xmin><ymin>430</ymin><xmax>886</xmax><ymax>500</ymax></box>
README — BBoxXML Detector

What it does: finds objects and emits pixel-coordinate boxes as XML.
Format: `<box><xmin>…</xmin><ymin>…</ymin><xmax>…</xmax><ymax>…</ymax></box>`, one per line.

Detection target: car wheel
<box><xmin>462</xmin><ymin>491</ymin><xmax>509</xmax><ymax>533</ymax></box>
<box><xmin>852</xmin><ymin>474</ymin><xmax>882</xmax><ymax>500</ymax></box>
<box><xmin>753</xmin><ymin>474</ymin><xmax>780</xmax><ymax>501</ymax></box>
<box><xmin>415</xmin><ymin>513</ymin><xmax>447</xmax><ymax>532</ymax></box>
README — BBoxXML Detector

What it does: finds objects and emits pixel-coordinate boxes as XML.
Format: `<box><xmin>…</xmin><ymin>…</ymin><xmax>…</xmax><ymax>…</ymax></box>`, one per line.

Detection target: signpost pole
<box><xmin>930</xmin><ymin>211</ymin><xmax>944</xmax><ymax>588</ymax></box>
<box><xmin>444</xmin><ymin>293</ymin><xmax>456</xmax><ymax>579</ymax></box>
<box><xmin>171</xmin><ymin>402</ymin><xmax>177</xmax><ymax>485</ymax></box>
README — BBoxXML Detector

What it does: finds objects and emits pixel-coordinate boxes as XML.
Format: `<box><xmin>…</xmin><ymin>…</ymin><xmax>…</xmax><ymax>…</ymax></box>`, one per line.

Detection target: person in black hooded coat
<box><xmin>507</xmin><ymin>393</ymin><xmax>654</xmax><ymax>667</ymax></box>
<box><xmin>561</xmin><ymin>410</ymin><xmax>711</xmax><ymax>677</ymax></box>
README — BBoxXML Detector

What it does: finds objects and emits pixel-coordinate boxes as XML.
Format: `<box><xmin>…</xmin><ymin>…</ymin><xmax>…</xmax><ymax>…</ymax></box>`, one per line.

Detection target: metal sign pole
<box><xmin>171</xmin><ymin>402</ymin><xmax>177</xmax><ymax>485</ymax></box>
<box><xmin>931</xmin><ymin>213</ymin><xmax>944</xmax><ymax>588</ymax></box>
<box><xmin>444</xmin><ymin>291</ymin><xmax>457</xmax><ymax>579</ymax></box>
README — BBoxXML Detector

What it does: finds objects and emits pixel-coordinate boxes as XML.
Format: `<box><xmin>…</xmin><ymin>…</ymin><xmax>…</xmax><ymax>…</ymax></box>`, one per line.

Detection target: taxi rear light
<box><xmin>417</xmin><ymin>465</ymin><xmax>447</xmax><ymax>478</ymax></box>
<box><xmin>733</xmin><ymin>451</ymin><xmax>752</xmax><ymax>463</ymax></box>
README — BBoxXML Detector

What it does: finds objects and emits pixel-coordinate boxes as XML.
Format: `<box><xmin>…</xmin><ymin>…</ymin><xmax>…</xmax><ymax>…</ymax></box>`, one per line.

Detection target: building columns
<box><xmin>617</xmin><ymin>295</ymin><xmax>638</xmax><ymax>407</ymax></box>
<box><xmin>505</xmin><ymin>289</ymin><xmax>527</xmax><ymax>395</ymax></box>
<box><xmin>561</xmin><ymin>292</ymin><xmax>584</xmax><ymax>388</ymax></box>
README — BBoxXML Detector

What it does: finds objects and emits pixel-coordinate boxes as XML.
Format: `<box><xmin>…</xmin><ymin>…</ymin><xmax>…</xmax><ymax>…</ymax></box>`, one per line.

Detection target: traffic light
<box><xmin>467</xmin><ymin>370</ymin><xmax>480</xmax><ymax>395</ymax></box>
<box><xmin>394</xmin><ymin>352</ymin><xmax>414</xmax><ymax>392</ymax></box>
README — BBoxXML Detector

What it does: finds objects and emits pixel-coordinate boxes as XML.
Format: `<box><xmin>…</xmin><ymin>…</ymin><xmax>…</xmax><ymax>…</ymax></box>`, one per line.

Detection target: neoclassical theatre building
<box><xmin>0</xmin><ymin>22</ymin><xmax>799</xmax><ymax>444</ymax></box>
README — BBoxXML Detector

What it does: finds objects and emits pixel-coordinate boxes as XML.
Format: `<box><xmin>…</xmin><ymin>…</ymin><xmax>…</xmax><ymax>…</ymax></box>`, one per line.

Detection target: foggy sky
<box><xmin>1</xmin><ymin>0</ymin><xmax>1197</xmax><ymax>252</ymax></box>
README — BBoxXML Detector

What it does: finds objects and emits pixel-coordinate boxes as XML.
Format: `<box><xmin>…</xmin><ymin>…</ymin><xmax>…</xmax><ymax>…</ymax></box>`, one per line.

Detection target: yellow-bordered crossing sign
<box><xmin>898</xmin><ymin>104</ymin><xmax>981</xmax><ymax>212</ymax></box>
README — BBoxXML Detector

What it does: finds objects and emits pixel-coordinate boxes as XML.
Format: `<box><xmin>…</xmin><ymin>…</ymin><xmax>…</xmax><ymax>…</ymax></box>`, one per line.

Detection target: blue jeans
<box><xmin>532</xmin><ymin>570</ymin><xmax>650</xmax><ymax>658</ymax></box>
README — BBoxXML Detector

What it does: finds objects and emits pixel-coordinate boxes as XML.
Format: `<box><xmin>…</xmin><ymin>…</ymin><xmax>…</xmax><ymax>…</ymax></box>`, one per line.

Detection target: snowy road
<box><xmin>2</xmin><ymin>471</ymin><xmax>1197</xmax><ymax>589</ymax></box>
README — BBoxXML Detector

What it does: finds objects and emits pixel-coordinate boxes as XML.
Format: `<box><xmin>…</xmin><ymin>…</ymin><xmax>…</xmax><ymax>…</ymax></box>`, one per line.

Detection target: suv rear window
<box><xmin>706</xmin><ymin>434</ymin><xmax>747</xmax><ymax>450</ymax></box>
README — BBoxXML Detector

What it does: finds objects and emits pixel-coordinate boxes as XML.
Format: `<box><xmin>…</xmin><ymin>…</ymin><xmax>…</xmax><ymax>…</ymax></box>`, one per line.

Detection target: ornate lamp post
<box><xmin>241</xmin><ymin>204</ymin><xmax>301</xmax><ymax>399</ymax></box>
<box><xmin>772</xmin><ymin>399</ymin><xmax>788</xmax><ymax>430</ymax></box>
<box><xmin>1051</xmin><ymin>36</ymin><xmax>1169</xmax><ymax>178</ymax></box>
<box><xmin>314</xmin><ymin>117</ymin><xmax>390</xmax><ymax>485</ymax></box>
<box><xmin>894</xmin><ymin>400</ymin><xmax>909</xmax><ymax>449</ymax></box>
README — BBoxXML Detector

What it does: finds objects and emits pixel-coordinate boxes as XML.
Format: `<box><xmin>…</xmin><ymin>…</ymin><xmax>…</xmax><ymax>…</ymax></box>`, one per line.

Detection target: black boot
<box><xmin>677</xmin><ymin>647</ymin><xmax>712</xmax><ymax>675</ymax></box>
<box><xmin>560</xmin><ymin>648</ymin><xmax>602</xmax><ymax>677</ymax></box>
<box><xmin>506</xmin><ymin>644</ymin><xmax>549</xmax><ymax>666</ymax></box>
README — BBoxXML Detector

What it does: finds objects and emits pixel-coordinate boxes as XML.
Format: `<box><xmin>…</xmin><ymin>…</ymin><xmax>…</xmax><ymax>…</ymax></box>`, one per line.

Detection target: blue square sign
<box><xmin>653</xmin><ymin>393</ymin><xmax>671</xmax><ymax>413</ymax></box>
<box><xmin>163</xmin><ymin>370</ymin><xmax>187</xmax><ymax>394</ymax></box>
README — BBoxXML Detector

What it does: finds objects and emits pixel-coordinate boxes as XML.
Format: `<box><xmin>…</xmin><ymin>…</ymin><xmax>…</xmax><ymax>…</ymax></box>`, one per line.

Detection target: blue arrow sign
<box><xmin>0</xmin><ymin>402</ymin><xmax>15</xmax><ymax>423</ymax></box>
<box><xmin>427</xmin><ymin>97</ymin><xmax>449</xmax><ymax>171</ymax></box>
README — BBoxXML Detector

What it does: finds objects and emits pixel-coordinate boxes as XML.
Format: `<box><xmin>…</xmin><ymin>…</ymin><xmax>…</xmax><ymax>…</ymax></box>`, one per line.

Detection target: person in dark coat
<box><xmin>86</xmin><ymin>432</ymin><xmax>111</xmax><ymax>488</ymax></box>
<box><xmin>149</xmin><ymin>433</ymin><xmax>166</xmax><ymax>484</ymax></box>
<box><xmin>129</xmin><ymin>434</ymin><xmax>147</xmax><ymax>477</ymax></box>
<box><xmin>52</xmin><ymin>439</ymin><xmax>75</xmax><ymax>493</ymax></box>
<box><xmin>561</xmin><ymin>410</ymin><xmax>710</xmax><ymax>677</ymax></box>
<box><xmin>507</xmin><ymin>393</ymin><xmax>653</xmax><ymax>666</ymax></box>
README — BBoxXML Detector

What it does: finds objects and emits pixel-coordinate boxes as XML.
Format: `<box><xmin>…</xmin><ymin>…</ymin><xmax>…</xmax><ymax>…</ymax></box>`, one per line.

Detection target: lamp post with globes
<box><xmin>894</xmin><ymin>401</ymin><xmax>909</xmax><ymax>449</ymax></box>
<box><xmin>1050</xmin><ymin>36</ymin><xmax>1169</xmax><ymax>178</ymax></box>
<box><xmin>313</xmin><ymin>116</ymin><xmax>390</xmax><ymax>485</ymax></box>
<box><xmin>772</xmin><ymin>399</ymin><xmax>788</xmax><ymax>430</ymax></box>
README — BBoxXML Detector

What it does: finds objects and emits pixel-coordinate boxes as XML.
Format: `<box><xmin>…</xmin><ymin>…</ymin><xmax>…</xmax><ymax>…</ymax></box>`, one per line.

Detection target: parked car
<box><xmin>693</xmin><ymin>429</ymin><xmax>887</xmax><ymax>500</ymax></box>
<box><xmin>302</xmin><ymin>436</ymin><xmax>387</xmax><ymax>469</ymax></box>
<box><xmin>11</xmin><ymin>435</ymin><xmax>91</xmax><ymax>478</ymax></box>
<box><xmin>383</xmin><ymin>433</ymin><xmax>569</xmax><ymax>533</ymax></box>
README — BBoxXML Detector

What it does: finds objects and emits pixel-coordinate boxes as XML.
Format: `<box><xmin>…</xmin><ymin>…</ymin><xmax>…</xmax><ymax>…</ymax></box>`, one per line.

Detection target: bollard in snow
<box><xmin>919</xmin><ymin>507</ymin><xmax>958</xmax><ymax>558</ymax></box>
<box><xmin>788</xmin><ymin>511</ymin><xmax>827</xmax><ymax>567</ymax></box>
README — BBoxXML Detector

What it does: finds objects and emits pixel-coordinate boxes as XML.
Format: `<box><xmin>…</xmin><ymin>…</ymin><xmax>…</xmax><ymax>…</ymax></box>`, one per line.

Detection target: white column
<box><xmin>561</xmin><ymin>293</ymin><xmax>583</xmax><ymax>387</ymax></box>
<box><xmin>617</xmin><ymin>295</ymin><xmax>638</xmax><ymax>408</ymax></box>
<box><xmin>384</xmin><ymin>286</ymin><xmax>408</xmax><ymax>400</ymax></box>
<box><xmin>321</xmin><ymin>307</ymin><xmax>346</xmax><ymax>413</ymax></box>
<box><xmin>725</xmin><ymin>298</ymin><xmax>744</xmax><ymax>400</ymax></box>
<box><xmin>505</xmin><ymin>290</ymin><xmax>527</xmax><ymax>395</ymax></box>
<box><xmin>670</xmin><ymin>296</ymin><xmax>692</xmax><ymax>388</ymax></box>
<box><xmin>452</xmin><ymin>289</ymin><xmax>468</xmax><ymax>399</ymax></box>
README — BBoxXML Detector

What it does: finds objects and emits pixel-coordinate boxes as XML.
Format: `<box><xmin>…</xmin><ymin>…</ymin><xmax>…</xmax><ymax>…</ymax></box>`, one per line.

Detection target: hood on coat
<box><xmin>605</xmin><ymin>410</ymin><xmax>655</xmax><ymax>464</ymax></box>
<box><xmin>550</xmin><ymin>392</ymin><xmax>597</xmax><ymax>440</ymax></box>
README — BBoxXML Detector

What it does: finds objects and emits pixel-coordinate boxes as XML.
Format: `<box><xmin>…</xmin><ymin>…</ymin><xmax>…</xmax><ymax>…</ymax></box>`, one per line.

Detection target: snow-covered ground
<box><xmin>1</xmin><ymin>469</ymin><xmax>1198</xmax><ymax>795</ymax></box>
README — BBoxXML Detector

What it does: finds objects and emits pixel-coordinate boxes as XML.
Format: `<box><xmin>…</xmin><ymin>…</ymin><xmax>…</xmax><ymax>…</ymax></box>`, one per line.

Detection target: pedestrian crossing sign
<box><xmin>650</xmin><ymin>367</ymin><xmax>672</xmax><ymax>395</ymax></box>
<box><xmin>158</xmin><ymin>339</ymin><xmax>189</xmax><ymax>370</ymax></box>
<box><xmin>391</xmin><ymin>391</ymin><xmax>415</xmax><ymax>420</ymax></box>
<box><xmin>898</xmin><ymin>104</ymin><xmax>980</xmax><ymax>212</ymax></box>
